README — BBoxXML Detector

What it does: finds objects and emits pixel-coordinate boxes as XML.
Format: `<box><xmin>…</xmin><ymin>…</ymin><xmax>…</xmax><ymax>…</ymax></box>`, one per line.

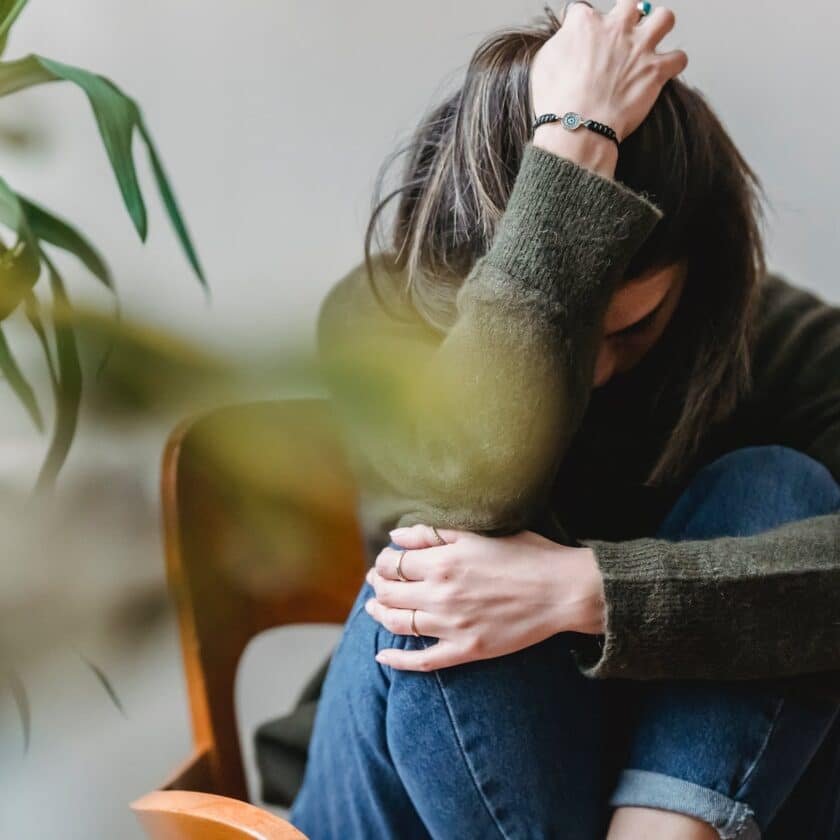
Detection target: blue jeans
<box><xmin>289</xmin><ymin>447</ymin><xmax>840</xmax><ymax>839</ymax></box>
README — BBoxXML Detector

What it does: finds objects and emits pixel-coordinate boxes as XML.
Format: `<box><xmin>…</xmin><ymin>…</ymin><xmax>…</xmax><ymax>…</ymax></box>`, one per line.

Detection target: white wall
<box><xmin>5</xmin><ymin>0</ymin><xmax>838</xmax><ymax>353</ymax></box>
<box><xmin>1</xmin><ymin>2</ymin><xmax>838</xmax><ymax>838</ymax></box>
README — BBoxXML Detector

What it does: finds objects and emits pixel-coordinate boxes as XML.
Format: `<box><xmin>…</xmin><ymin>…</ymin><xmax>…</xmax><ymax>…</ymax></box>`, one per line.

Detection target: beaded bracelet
<box><xmin>532</xmin><ymin>111</ymin><xmax>620</xmax><ymax>150</ymax></box>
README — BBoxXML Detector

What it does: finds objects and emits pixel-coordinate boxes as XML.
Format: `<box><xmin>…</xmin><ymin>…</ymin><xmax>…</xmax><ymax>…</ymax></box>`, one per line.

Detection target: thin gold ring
<box><xmin>396</xmin><ymin>549</ymin><xmax>409</xmax><ymax>582</ymax></box>
<box><xmin>430</xmin><ymin>525</ymin><xmax>447</xmax><ymax>546</ymax></box>
<box><xmin>410</xmin><ymin>608</ymin><xmax>421</xmax><ymax>637</ymax></box>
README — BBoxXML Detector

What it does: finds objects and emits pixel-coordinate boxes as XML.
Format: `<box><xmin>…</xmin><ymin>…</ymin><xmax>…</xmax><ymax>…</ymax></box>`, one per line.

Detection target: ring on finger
<box><xmin>636</xmin><ymin>1</ymin><xmax>653</xmax><ymax>18</ymax></box>
<box><xmin>396</xmin><ymin>549</ymin><xmax>409</xmax><ymax>582</ymax></box>
<box><xmin>410</xmin><ymin>608</ymin><xmax>421</xmax><ymax>637</ymax></box>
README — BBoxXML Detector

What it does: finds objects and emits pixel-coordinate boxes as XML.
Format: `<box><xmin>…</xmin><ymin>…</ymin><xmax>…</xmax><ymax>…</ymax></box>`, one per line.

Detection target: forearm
<box><xmin>320</xmin><ymin>142</ymin><xmax>663</xmax><ymax>536</ymax></box>
<box><xmin>574</xmin><ymin>512</ymin><xmax>840</xmax><ymax>682</ymax></box>
<box><xmin>533</xmin><ymin>122</ymin><xmax>619</xmax><ymax>180</ymax></box>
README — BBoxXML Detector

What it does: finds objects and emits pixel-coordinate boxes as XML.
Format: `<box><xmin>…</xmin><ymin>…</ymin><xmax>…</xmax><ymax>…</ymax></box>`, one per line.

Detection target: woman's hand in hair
<box><xmin>364</xmin><ymin>525</ymin><xmax>606</xmax><ymax>672</ymax></box>
<box><xmin>530</xmin><ymin>0</ymin><xmax>688</xmax><ymax>145</ymax></box>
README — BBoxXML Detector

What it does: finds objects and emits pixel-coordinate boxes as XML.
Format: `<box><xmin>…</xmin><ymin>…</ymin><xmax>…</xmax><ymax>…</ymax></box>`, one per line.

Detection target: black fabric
<box><xmin>255</xmin><ymin>654</ymin><xmax>331</xmax><ymax>807</ymax></box>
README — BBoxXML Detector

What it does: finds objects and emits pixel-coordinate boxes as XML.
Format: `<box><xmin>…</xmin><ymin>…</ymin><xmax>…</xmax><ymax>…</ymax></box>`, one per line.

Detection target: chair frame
<box><xmin>131</xmin><ymin>399</ymin><xmax>367</xmax><ymax>838</ymax></box>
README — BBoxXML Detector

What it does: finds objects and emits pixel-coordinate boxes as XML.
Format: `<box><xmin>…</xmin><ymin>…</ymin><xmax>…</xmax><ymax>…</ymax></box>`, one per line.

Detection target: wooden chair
<box><xmin>131</xmin><ymin>399</ymin><xmax>368</xmax><ymax>839</ymax></box>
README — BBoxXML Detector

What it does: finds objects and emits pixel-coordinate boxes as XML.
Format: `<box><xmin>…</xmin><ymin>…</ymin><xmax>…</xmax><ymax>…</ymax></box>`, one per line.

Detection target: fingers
<box><xmin>380</xmin><ymin>522</ymin><xmax>466</xmax><ymax>580</ymax></box>
<box><xmin>375</xmin><ymin>640</ymin><xmax>466</xmax><ymax>672</ymax></box>
<box><xmin>563</xmin><ymin>0</ymin><xmax>599</xmax><ymax>21</ymax></box>
<box><xmin>627</xmin><ymin>4</ymin><xmax>687</xmax><ymax>80</ymax></box>
<box><xmin>611</xmin><ymin>0</ymin><xmax>646</xmax><ymax>26</ymax></box>
<box><xmin>636</xmin><ymin>5</ymin><xmax>675</xmax><ymax>44</ymax></box>
<box><xmin>376</xmin><ymin>543</ymin><xmax>445</xmax><ymax>581</ymax></box>
<box><xmin>389</xmin><ymin>522</ymin><xmax>461</xmax><ymax>549</ymax></box>
<box><xmin>366</xmin><ymin>566</ymin><xmax>432</xmax><ymax>610</ymax></box>
<box><xmin>613</xmin><ymin>0</ymin><xmax>676</xmax><ymax>36</ymax></box>
<box><xmin>364</xmin><ymin>598</ymin><xmax>444</xmax><ymax>639</ymax></box>
<box><xmin>653</xmin><ymin>48</ymin><xmax>689</xmax><ymax>80</ymax></box>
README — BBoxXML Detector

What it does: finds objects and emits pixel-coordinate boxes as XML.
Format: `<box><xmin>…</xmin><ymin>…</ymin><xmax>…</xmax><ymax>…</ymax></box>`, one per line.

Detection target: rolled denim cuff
<box><xmin>609</xmin><ymin>769</ymin><xmax>761</xmax><ymax>840</ymax></box>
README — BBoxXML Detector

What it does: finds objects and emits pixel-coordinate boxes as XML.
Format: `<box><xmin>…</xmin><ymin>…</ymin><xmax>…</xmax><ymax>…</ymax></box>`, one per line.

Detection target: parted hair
<box><xmin>363</xmin><ymin>2</ymin><xmax>768</xmax><ymax>485</ymax></box>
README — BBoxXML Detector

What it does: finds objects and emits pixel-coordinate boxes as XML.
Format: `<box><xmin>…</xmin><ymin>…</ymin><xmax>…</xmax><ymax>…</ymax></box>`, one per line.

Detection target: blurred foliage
<box><xmin>0</xmin><ymin>0</ymin><xmax>432</xmax><ymax>750</ymax></box>
<box><xmin>0</xmin><ymin>0</ymin><xmax>209</xmax><ymax>743</ymax></box>
<box><xmin>0</xmin><ymin>0</ymin><xmax>205</xmax><ymax>490</ymax></box>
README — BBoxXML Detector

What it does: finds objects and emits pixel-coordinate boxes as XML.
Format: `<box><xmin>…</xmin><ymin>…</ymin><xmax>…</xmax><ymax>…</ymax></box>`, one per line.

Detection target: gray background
<box><xmin>0</xmin><ymin>1</ymin><xmax>838</xmax><ymax>838</ymax></box>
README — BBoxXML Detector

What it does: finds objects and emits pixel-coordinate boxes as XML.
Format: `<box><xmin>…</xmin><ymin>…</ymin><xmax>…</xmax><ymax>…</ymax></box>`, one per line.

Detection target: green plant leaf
<box><xmin>20</xmin><ymin>196</ymin><xmax>112</xmax><ymax>290</ymax></box>
<box><xmin>79</xmin><ymin>653</ymin><xmax>126</xmax><ymax>718</ymax></box>
<box><xmin>0</xmin><ymin>53</ymin><xmax>52</xmax><ymax>97</ymax></box>
<box><xmin>0</xmin><ymin>323</ymin><xmax>42</xmax><ymax>430</ymax></box>
<box><xmin>23</xmin><ymin>289</ymin><xmax>58</xmax><ymax>386</ymax></box>
<box><xmin>0</xmin><ymin>55</ymin><xmax>206</xmax><ymax>287</ymax></box>
<box><xmin>0</xmin><ymin>0</ymin><xmax>27</xmax><ymax>57</ymax></box>
<box><xmin>41</xmin><ymin>56</ymin><xmax>147</xmax><ymax>240</ymax></box>
<box><xmin>35</xmin><ymin>253</ymin><xmax>81</xmax><ymax>492</ymax></box>
<box><xmin>0</xmin><ymin>177</ymin><xmax>41</xmax><ymax>320</ymax></box>
<box><xmin>138</xmin><ymin>122</ymin><xmax>205</xmax><ymax>287</ymax></box>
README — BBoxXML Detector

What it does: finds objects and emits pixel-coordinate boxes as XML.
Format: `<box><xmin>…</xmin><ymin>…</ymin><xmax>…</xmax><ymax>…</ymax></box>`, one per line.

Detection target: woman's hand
<box><xmin>364</xmin><ymin>524</ymin><xmax>606</xmax><ymax>672</ymax></box>
<box><xmin>530</xmin><ymin>0</ymin><xmax>687</xmax><ymax>147</ymax></box>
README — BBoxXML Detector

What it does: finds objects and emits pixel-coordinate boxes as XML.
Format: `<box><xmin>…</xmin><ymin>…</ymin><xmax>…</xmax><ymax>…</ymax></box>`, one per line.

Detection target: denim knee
<box><xmin>658</xmin><ymin>445</ymin><xmax>840</xmax><ymax>541</ymax></box>
<box><xmin>705</xmin><ymin>445</ymin><xmax>839</xmax><ymax>505</ymax></box>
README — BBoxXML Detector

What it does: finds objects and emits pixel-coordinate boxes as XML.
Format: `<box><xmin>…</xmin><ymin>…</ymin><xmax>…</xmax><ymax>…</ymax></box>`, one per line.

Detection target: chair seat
<box><xmin>132</xmin><ymin>791</ymin><xmax>306</xmax><ymax>839</ymax></box>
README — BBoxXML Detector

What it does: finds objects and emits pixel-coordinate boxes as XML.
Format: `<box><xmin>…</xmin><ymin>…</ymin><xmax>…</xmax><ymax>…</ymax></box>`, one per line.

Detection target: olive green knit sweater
<box><xmin>255</xmin><ymin>141</ymin><xmax>840</xmax><ymax>806</ymax></box>
<box><xmin>316</xmin><ymin>141</ymin><xmax>840</xmax><ymax>682</ymax></box>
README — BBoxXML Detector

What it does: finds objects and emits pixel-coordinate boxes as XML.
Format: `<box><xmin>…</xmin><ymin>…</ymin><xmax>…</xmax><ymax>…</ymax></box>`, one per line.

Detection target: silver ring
<box><xmin>430</xmin><ymin>525</ymin><xmax>447</xmax><ymax>546</ymax></box>
<box><xmin>410</xmin><ymin>608</ymin><xmax>421</xmax><ymax>637</ymax></box>
<box><xmin>396</xmin><ymin>549</ymin><xmax>409</xmax><ymax>582</ymax></box>
<box><xmin>636</xmin><ymin>1</ymin><xmax>653</xmax><ymax>18</ymax></box>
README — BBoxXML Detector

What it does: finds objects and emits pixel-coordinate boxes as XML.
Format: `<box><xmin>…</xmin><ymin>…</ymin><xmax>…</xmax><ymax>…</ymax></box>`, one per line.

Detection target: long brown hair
<box><xmin>363</xmin><ymin>2</ymin><xmax>768</xmax><ymax>485</ymax></box>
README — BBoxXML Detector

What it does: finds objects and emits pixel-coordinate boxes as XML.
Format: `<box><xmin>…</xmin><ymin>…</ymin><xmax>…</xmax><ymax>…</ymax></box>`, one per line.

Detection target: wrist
<box><xmin>552</xmin><ymin>545</ymin><xmax>607</xmax><ymax>636</ymax></box>
<box><xmin>532</xmin><ymin>125</ymin><xmax>618</xmax><ymax>179</ymax></box>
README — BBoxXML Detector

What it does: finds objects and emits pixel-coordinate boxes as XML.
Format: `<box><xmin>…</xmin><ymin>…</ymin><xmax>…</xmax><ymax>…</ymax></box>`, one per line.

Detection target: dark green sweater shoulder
<box><xmin>579</xmin><ymin>272</ymin><xmax>840</xmax><ymax>681</ymax></box>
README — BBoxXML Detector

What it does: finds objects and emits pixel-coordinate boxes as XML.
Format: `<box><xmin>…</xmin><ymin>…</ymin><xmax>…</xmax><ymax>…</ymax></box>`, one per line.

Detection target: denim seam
<box><xmin>418</xmin><ymin>636</ymin><xmax>510</xmax><ymax>840</ymax></box>
<box><xmin>733</xmin><ymin>696</ymin><xmax>786</xmax><ymax>798</ymax></box>
<box><xmin>335</xmin><ymin>601</ymin><xmax>375</xmax><ymax>667</ymax></box>
<box><xmin>722</xmin><ymin>806</ymin><xmax>761</xmax><ymax>840</ymax></box>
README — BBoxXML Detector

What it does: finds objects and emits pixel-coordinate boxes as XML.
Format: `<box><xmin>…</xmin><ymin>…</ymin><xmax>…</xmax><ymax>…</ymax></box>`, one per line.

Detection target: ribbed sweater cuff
<box><xmin>572</xmin><ymin>538</ymin><xmax>671</xmax><ymax>680</ymax></box>
<box><xmin>482</xmin><ymin>141</ymin><xmax>664</xmax><ymax>304</ymax></box>
<box><xmin>576</xmin><ymin>516</ymin><xmax>840</xmax><ymax>682</ymax></box>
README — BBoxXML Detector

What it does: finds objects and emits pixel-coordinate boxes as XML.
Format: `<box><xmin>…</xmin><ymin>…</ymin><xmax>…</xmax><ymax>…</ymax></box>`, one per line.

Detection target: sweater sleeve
<box><xmin>575</xmin><ymin>276</ymin><xmax>840</xmax><ymax>682</ymax></box>
<box><xmin>317</xmin><ymin>142</ymin><xmax>664</xmax><ymax>539</ymax></box>
<box><xmin>577</xmin><ymin>514</ymin><xmax>840</xmax><ymax>680</ymax></box>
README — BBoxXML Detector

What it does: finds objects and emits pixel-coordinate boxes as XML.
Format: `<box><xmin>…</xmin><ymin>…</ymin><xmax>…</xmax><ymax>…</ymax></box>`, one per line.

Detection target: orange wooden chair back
<box><xmin>132</xmin><ymin>399</ymin><xmax>367</xmax><ymax>839</ymax></box>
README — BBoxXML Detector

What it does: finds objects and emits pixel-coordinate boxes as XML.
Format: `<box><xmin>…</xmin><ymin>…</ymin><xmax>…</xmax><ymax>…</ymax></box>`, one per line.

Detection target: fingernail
<box><xmin>389</xmin><ymin>527</ymin><xmax>410</xmax><ymax>539</ymax></box>
<box><xmin>364</xmin><ymin>598</ymin><xmax>374</xmax><ymax>612</ymax></box>
<box><xmin>375</xmin><ymin>652</ymin><xmax>387</xmax><ymax>664</ymax></box>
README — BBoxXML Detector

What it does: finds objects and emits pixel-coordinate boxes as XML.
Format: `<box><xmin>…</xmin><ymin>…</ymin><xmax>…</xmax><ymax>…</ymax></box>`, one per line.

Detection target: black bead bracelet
<box><xmin>532</xmin><ymin>111</ymin><xmax>620</xmax><ymax>150</ymax></box>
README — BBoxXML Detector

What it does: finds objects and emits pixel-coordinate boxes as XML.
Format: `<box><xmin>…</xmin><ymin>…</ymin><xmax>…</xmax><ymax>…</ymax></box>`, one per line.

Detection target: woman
<box><xmin>286</xmin><ymin>2</ymin><xmax>840</xmax><ymax>837</ymax></box>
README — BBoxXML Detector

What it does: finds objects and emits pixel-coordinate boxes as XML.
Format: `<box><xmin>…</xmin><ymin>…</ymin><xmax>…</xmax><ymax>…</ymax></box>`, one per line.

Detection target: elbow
<box><xmin>401</xmin><ymin>444</ymin><xmax>556</xmax><ymax>535</ymax></box>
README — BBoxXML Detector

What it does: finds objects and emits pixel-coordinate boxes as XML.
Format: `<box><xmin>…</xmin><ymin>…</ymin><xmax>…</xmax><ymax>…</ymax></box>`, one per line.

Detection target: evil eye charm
<box><xmin>561</xmin><ymin>112</ymin><xmax>583</xmax><ymax>130</ymax></box>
